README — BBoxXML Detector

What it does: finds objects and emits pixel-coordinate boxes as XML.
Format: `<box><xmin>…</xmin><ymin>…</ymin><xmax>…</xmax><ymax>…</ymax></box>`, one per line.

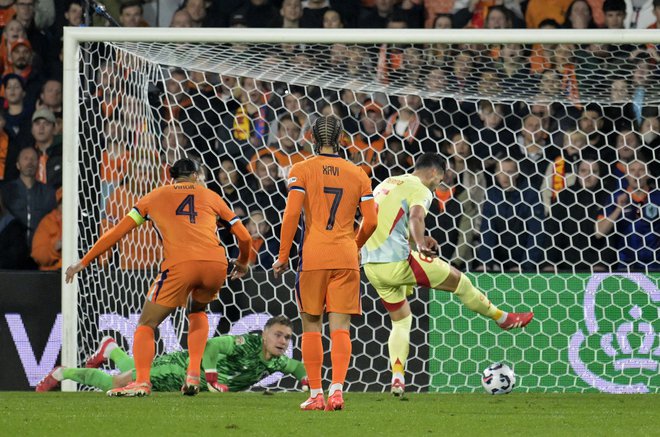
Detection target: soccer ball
<box><xmin>481</xmin><ymin>362</ymin><xmax>516</xmax><ymax>395</ymax></box>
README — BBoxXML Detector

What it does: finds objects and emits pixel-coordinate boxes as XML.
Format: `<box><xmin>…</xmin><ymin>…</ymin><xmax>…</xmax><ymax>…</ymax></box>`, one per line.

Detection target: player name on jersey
<box><xmin>323</xmin><ymin>165</ymin><xmax>340</xmax><ymax>176</ymax></box>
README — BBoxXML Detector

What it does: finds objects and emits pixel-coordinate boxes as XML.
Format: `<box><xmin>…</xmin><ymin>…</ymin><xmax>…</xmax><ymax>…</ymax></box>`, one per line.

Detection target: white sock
<box><xmin>310</xmin><ymin>388</ymin><xmax>323</xmax><ymax>398</ymax></box>
<box><xmin>103</xmin><ymin>342</ymin><xmax>118</xmax><ymax>359</ymax></box>
<box><xmin>497</xmin><ymin>312</ymin><xmax>508</xmax><ymax>324</ymax></box>
<box><xmin>392</xmin><ymin>372</ymin><xmax>404</xmax><ymax>383</ymax></box>
<box><xmin>328</xmin><ymin>383</ymin><xmax>343</xmax><ymax>396</ymax></box>
<box><xmin>53</xmin><ymin>367</ymin><xmax>65</xmax><ymax>381</ymax></box>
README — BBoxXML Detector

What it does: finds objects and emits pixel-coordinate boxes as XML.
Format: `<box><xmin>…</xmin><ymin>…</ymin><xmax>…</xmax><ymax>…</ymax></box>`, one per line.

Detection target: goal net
<box><xmin>63</xmin><ymin>29</ymin><xmax>660</xmax><ymax>393</ymax></box>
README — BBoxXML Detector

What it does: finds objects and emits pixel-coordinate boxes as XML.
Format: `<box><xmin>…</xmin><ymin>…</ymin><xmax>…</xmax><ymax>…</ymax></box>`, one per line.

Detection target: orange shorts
<box><xmin>146</xmin><ymin>260</ymin><xmax>227</xmax><ymax>308</ymax></box>
<box><xmin>295</xmin><ymin>269</ymin><xmax>361</xmax><ymax>316</ymax></box>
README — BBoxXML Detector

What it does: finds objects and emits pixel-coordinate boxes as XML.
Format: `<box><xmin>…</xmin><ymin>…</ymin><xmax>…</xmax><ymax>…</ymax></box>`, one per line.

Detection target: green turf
<box><xmin>1</xmin><ymin>392</ymin><xmax>659</xmax><ymax>436</ymax></box>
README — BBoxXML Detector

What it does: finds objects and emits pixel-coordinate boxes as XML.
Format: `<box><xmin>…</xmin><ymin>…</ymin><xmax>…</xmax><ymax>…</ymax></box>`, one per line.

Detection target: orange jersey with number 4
<box><xmin>286</xmin><ymin>154</ymin><xmax>373</xmax><ymax>271</ymax></box>
<box><xmin>131</xmin><ymin>182</ymin><xmax>240</xmax><ymax>270</ymax></box>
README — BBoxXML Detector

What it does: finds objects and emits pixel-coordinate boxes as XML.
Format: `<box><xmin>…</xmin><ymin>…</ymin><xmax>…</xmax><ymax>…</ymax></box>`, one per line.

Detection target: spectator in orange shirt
<box><xmin>6</xmin><ymin>38</ymin><xmax>43</xmax><ymax>106</ymax></box>
<box><xmin>249</xmin><ymin>114</ymin><xmax>311</xmax><ymax>179</ymax></box>
<box><xmin>0</xmin><ymin>0</ymin><xmax>16</xmax><ymax>29</ymax></box>
<box><xmin>0</xmin><ymin>19</ymin><xmax>26</xmax><ymax>75</ymax></box>
<box><xmin>385</xmin><ymin>94</ymin><xmax>433</xmax><ymax>153</ymax></box>
<box><xmin>650</xmin><ymin>0</ymin><xmax>660</xmax><ymax>28</ymax></box>
<box><xmin>101</xmin><ymin>158</ymin><xmax>162</xmax><ymax>271</ymax></box>
<box><xmin>0</xmin><ymin>108</ymin><xmax>12</xmax><ymax>181</ymax></box>
<box><xmin>100</xmin><ymin>119</ymin><xmax>131</xmax><ymax>213</ymax></box>
<box><xmin>347</xmin><ymin>100</ymin><xmax>386</xmax><ymax>176</ymax></box>
<box><xmin>525</xmin><ymin>0</ymin><xmax>573</xmax><ymax>28</ymax></box>
<box><xmin>13</xmin><ymin>0</ymin><xmax>49</xmax><ymax>60</ymax></box>
<box><xmin>31</xmin><ymin>186</ymin><xmax>61</xmax><ymax>270</ymax></box>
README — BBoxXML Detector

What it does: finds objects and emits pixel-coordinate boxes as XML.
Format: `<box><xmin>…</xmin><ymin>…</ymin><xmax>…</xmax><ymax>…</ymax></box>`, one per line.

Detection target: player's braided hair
<box><xmin>312</xmin><ymin>115</ymin><xmax>342</xmax><ymax>154</ymax></box>
<box><xmin>169</xmin><ymin>158</ymin><xmax>200</xmax><ymax>179</ymax></box>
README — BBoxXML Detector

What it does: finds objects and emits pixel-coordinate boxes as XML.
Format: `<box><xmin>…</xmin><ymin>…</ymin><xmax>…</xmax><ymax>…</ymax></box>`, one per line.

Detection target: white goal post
<box><xmin>62</xmin><ymin>28</ymin><xmax>660</xmax><ymax>393</ymax></box>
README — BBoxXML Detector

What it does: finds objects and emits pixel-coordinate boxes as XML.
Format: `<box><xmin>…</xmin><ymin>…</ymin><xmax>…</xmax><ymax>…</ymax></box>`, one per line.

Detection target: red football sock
<box><xmin>186</xmin><ymin>312</ymin><xmax>208</xmax><ymax>378</ymax></box>
<box><xmin>133</xmin><ymin>325</ymin><xmax>155</xmax><ymax>384</ymax></box>
<box><xmin>302</xmin><ymin>332</ymin><xmax>323</xmax><ymax>390</ymax></box>
<box><xmin>330</xmin><ymin>329</ymin><xmax>351</xmax><ymax>385</ymax></box>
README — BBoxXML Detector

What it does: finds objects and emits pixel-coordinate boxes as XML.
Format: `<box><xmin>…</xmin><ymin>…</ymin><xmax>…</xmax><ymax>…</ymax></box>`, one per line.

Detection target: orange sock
<box><xmin>330</xmin><ymin>329</ymin><xmax>351</xmax><ymax>385</ymax></box>
<box><xmin>186</xmin><ymin>312</ymin><xmax>208</xmax><ymax>378</ymax></box>
<box><xmin>302</xmin><ymin>332</ymin><xmax>323</xmax><ymax>390</ymax></box>
<box><xmin>133</xmin><ymin>325</ymin><xmax>155</xmax><ymax>384</ymax></box>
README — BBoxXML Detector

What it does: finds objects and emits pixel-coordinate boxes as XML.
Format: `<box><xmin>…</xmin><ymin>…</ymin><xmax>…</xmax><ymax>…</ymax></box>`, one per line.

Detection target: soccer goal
<box><xmin>62</xmin><ymin>28</ymin><xmax>660</xmax><ymax>393</ymax></box>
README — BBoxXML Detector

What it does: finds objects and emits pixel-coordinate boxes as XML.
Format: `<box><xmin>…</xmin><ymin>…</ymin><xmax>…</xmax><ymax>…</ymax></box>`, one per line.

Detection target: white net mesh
<box><xmin>72</xmin><ymin>35</ymin><xmax>660</xmax><ymax>393</ymax></box>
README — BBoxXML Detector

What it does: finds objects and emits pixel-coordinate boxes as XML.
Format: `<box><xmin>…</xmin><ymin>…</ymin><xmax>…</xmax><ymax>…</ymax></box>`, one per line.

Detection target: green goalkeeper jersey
<box><xmin>201</xmin><ymin>334</ymin><xmax>306</xmax><ymax>392</ymax></box>
<box><xmin>145</xmin><ymin>334</ymin><xmax>305</xmax><ymax>392</ymax></box>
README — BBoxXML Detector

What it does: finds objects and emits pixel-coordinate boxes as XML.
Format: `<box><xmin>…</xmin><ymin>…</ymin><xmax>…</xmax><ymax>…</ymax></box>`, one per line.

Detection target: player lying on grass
<box><xmin>36</xmin><ymin>316</ymin><xmax>309</xmax><ymax>394</ymax></box>
<box><xmin>361</xmin><ymin>153</ymin><xmax>534</xmax><ymax>396</ymax></box>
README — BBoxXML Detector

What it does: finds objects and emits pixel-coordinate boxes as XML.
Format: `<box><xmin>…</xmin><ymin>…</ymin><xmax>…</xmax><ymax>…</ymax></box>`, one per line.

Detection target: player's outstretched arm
<box><xmin>273</xmin><ymin>189</ymin><xmax>304</xmax><ymax>277</ymax></box>
<box><xmin>355</xmin><ymin>198</ymin><xmax>378</xmax><ymax>249</ymax></box>
<box><xmin>409</xmin><ymin>205</ymin><xmax>437</xmax><ymax>257</ymax></box>
<box><xmin>281</xmin><ymin>358</ymin><xmax>308</xmax><ymax>391</ymax></box>
<box><xmin>65</xmin><ymin>216</ymin><xmax>138</xmax><ymax>283</ymax></box>
<box><xmin>229</xmin><ymin>221</ymin><xmax>252</xmax><ymax>280</ymax></box>
<box><xmin>202</xmin><ymin>336</ymin><xmax>235</xmax><ymax>392</ymax></box>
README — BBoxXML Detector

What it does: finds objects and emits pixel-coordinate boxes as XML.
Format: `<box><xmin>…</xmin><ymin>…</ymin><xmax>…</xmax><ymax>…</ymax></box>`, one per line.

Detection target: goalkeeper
<box><xmin>36</xmin><ymin>316</ymin><xmax>308</xmax><ymax>394</ymax></box>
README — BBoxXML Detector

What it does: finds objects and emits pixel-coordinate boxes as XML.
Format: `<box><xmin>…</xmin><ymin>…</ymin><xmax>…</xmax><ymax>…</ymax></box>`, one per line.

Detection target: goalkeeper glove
<box><xmin>205</xmin><ymin>371</ymin><xmax>229</xmax><ymax>392</ymax></box>
<box><xmin>300</xmin><ymin>376</ymin><xmax>309</xmax><ymax>392</ymax></box>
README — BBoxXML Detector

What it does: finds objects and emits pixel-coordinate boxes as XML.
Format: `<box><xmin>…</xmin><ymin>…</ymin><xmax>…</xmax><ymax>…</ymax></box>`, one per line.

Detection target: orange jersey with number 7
<box><xmin>278</xmin><ymin>154</ymin><xmax>377</xmax><ymax>271</ymax></box>
<box><xmin>81</xmin><ymin>182</ymin><xmax>251</xmax><ymax>271</ymax></box>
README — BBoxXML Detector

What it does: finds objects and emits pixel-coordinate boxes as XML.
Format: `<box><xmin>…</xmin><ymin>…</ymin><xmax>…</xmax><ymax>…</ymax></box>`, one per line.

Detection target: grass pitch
<box><xmin>1</xmin><ymin>392</ymin><xmax>658</xmax><ymax>436</ymax></box>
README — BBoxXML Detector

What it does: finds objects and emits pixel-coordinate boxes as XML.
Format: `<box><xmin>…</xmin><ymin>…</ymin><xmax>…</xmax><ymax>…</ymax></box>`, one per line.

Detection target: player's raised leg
<box><xmin>108</xmin><ymin>345</ymin><xmax>135</xmax><ymax>372</ymax></box>
<box><xmin>430</xmin><ymin>261</ymin><xmax>534</xmax><ymax>330</ymax></box>
<box><xmin>85</xmin><ymin>336</ymin><xmax>137</xmax><ymax>372</ymax></box>
<box><xmin>407</xmin><ymin>253</ymin><xmax>534</xmax><ymax>329</ymax></box>
<box><xmin>85</xmin><ymin>336</ymin><xmax>118</xmax><ymax>368</ymax></box>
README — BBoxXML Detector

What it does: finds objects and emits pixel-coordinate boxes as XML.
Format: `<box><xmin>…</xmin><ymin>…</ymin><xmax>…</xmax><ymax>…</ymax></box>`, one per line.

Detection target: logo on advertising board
<box><xmin>568</xmin><ymin>273</ymin><xmax>660</xmax><ymax>394</ymax></box>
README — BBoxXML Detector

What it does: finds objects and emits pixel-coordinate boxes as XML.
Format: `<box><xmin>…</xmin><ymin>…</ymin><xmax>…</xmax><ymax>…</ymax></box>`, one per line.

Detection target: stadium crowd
<box><xmin>0</xmin><ymin>0</ymin><xmax>658</xmax><ymax>273</ymax></box>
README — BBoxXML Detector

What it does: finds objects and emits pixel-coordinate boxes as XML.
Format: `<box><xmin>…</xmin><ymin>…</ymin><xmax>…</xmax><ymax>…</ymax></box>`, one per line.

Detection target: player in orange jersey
<box><xmin>65</xmin><ymin>158</ymin><xmax>252</xmax><ymax>397</ymax></box>
<box><xmin>272</xmin><ymin>115</ymin><xmax>378</xmax><ymax>411</ymax></box>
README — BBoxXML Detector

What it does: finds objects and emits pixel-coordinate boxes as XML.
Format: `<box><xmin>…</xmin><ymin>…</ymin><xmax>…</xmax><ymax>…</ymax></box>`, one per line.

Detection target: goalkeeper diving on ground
<box><xmin>36</xmin><ymin>316</ymin><xmax>309</xmax><ymax>394</ymax></box>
